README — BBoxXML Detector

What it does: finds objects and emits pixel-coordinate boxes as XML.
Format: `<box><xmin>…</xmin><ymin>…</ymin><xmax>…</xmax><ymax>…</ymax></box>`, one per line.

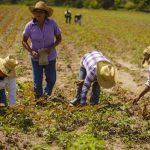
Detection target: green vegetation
<box><xmin>0</xmin><ymin>82</ymin><xmax>149</xmax><ymax>149</ymax></box>
<box><xmin>0</xmin><ymin>5</ymin><xmax>150</xmax><ymax>149</ymax></box>
<box><xmin>0</xmin><ymin>0</ymin><xmax>150</xmax><ymax>12</ymax></box>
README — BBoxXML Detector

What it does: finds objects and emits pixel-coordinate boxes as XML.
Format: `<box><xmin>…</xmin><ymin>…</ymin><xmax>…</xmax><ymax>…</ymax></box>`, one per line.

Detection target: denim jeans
<box><xmin>75</xmin><ymin>66</ymin><xmax>100</xmax><ymax>104</ymax></box>
<box><xmin>31</xmin><ymin>59</ymin><xmax>56</xmax><ymax>98</ymax></box>
<box><xmin>0</xmin><ymin>89</ymin><xmax>7</xmax><ymax>106</ymax></box>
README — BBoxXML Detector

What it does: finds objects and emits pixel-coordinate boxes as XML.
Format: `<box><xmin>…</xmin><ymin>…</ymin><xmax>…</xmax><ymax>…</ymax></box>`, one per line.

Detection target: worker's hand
<box><xmin>31</xmin><ymin>51</ymin><xmax>39</xmax><ymax>58</ymax></box>
<box><xmin>133</xmin><ymin>97</ymin><xmax>140</xmax><ymax>105</ymax></box>
<box><xmin>76</xmin><ymin>80</ymin><xmax>84</xmax><ymax>86</ymax></box>
<box><xmin>45</xmin><ymin>47</ymin><xmax>53</xmax><ymax>54</ymax></box>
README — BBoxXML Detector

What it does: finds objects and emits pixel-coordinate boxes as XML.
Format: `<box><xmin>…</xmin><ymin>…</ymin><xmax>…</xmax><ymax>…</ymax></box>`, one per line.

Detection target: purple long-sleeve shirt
<box><xmin>23</xmin><ymin>18</ymin><xmax>61</xmax><ymax>61</ymax></box>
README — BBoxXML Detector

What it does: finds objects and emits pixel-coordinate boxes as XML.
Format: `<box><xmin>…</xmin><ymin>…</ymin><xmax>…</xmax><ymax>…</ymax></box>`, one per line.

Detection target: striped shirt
<box><xmin>80</xmin><ymin>51</ymin><xmax>109</xmax><ymax>104</ymax></box>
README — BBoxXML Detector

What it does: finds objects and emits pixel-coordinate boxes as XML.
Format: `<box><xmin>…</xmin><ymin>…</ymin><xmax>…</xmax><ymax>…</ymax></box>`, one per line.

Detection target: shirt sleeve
<box><xmin>53</xmin><ymin>20</ymin><xmax>61</xmax><ymax>36</ymax></box>
<box><xmin>0</xmin><ymin>80</ymin><xmax>6</xmax><ymax>90</ymax></box>
<box><xmin>145</xmin><ymin>67</ymin><xmax>150</xmax><ymax>87</ymax></box>
<box><xmin>22</xmin><ymin>22</ymin><xmax>31</xmax><ymax>38</ymax></box>
<box><xmin>80</xmin><ymin>71</ymin><xmax>95</xmax><ymax>104</ymax></box>
<box><xmin>8</xmin><ymin>78</ymin><xmax>16</xmax><ymax>106</ymax></box>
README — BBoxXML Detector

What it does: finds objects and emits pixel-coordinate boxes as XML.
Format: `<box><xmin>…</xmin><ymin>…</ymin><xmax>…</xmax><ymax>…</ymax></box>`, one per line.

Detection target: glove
<box><xmin>38</xmin><ymin>48</ymin><xmax>49</xmax><ymax>65</ymax></box>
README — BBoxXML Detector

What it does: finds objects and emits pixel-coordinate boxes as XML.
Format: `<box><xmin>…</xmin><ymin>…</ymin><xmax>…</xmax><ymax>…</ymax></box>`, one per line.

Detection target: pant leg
<box><xmin>31</xmin><ymin>59</ymin><xmax>43</xmax><ymax>98</ymax></box>
<box><xmin>90</xmin><ymin>81</ymin><xmax>100</xmax><ymax>105</ymax></box>
<box><xmin>0</xmin><ymin>89</ymin><xmax>7</xmax><ymax>106</ymax></box>
<box><xmin>44</xmin><ymin>60</ymin><xmax>56</xmax><ymax>96</ymax></box>
<box><xmin>75</xmin><ymin>66</ymin><xmax>87</xmax><ymax>98</ymax></box>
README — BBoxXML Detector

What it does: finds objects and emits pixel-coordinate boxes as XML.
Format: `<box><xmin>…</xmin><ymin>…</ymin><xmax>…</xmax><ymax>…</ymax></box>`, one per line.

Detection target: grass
<box><xmin>53</xmin><ymin>7</ymin><xmax>150</xmax><ymax>64</ymax></box>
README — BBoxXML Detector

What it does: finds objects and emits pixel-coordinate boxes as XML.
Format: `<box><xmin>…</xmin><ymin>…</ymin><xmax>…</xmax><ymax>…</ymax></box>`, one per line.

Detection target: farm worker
<box><xmin>74</xmin><ymin>14</ymin><xmax>82</xmax><ymax>25</ymax></box>
<box><xmin>64</xmin><ymin>10</ymin><xmax>71</xmax><ymax>24</ymax></box>
<box><xmin>0</xmin><ymin>55</ymin><xmax>18</xmax><ymax>107</ymax></box>
<box><xmin>70</xmin><ymin>50</ymin><xmax>117</xmax><ymax>106</ymax></box>
<box><xmin>22</xmin><ymin>1</ymin><xmax>62</xmax><ymax>100</ymax></box>
<box><xmin>133</xmin><ymin>46</ymin><xmax>150</xmax><ymax>105</ymax></box>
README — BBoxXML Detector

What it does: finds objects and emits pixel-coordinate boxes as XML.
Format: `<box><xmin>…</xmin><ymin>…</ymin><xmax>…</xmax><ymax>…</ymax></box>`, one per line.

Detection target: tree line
<box><xmin>0</xmin><ymin>0</ymin><xmax>150</xmax><ymax>12</ymax></box>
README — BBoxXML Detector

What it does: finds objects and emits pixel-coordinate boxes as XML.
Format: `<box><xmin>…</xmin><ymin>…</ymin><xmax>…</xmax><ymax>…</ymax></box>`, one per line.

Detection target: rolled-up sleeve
<box><xmin>53</xmin><ymin>20</ymin><xmax>61</xmax><ymax>36</ymax></box>
<box><xmin>22</xmin><ymin>22</ymin><xmax>31</xmax><ymax>38</ymax></box>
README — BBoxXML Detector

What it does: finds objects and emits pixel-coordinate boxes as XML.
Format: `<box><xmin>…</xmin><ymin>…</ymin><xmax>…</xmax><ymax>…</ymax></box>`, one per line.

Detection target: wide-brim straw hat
<box><xmin>143</xmin><ymin>46</ymin><xmax>150</xmax><ymax>67</ymax></box>
<box><xmin>29</xmin><ymin>1</ymin><xmax>53</xmax><ymax>17</ymax></box>
<box><xmin>97</xmin><ymin>61</ymin><xmax>117</xmax><ymax>89</ymax></box>
<box><xmin>0</xmin><ymin>55</ymin><xmax>18</xmax><ymax>77</ymax></box>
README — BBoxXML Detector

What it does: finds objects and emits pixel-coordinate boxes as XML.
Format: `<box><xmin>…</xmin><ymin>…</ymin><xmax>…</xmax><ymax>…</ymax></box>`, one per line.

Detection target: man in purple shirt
<box><xmin>22</xmin><ymin>1</ymin><xmax>61</xmax><ymax>101</ymax></box>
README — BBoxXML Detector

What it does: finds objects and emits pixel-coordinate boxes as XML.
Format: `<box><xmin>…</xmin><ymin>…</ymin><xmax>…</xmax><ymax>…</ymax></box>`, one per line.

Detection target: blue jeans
<box><xmin>31</xmin><ymin>59</ymin><xmax>56</xmax><ymax>98</ymax></box>
<box><xmin>75</xmin><ymin>66</ymin><xmax>100</xmax><ymax>104</ymax></box>
<box><xmin>0</xmin><ymin>89</ymin><xmax>7</xmax><ymax>106</ymax></box>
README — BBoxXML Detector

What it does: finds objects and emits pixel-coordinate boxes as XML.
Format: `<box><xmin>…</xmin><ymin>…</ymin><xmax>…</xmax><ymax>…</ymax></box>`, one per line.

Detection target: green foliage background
<box><xmin>0</xmin><ymin>0</ymin><xmax>150</xmax><ymax>12</ymax></box>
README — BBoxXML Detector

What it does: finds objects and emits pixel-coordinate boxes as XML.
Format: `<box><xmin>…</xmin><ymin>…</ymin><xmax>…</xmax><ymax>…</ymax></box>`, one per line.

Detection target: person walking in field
<box><xmin>70</xmin><ymin>50</ymin><xmax>117</xmax><ymax>106</ymax></box>
<box><xmin>74</xmin><ymin>14</ymin><xmax>82</xmax><ymax>25</ymax></box>
<box><xmin>0</xmin><ymin>55</ymin><xmax>18</xmax><ymax>107</ymax></box>
<box><xmin>22</xmin><ymin>1</ymin><xmax>62</xmax><ymax>101</ymax></box>
<box><xmin>64</xmin><ymin>10</ymin><xmax>71</xmax><ymax>24</ymax></box>
<box><xmin>133</xmin><ymin>46</ymin><xmax>150</xmax><ymax>105</ymax></box>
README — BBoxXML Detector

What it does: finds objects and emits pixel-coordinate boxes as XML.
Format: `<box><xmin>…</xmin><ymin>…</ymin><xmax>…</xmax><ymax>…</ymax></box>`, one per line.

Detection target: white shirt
<box><xmin>0</xmin><ymin>77</ymin><xmax>16</xmax><ymax>106</ymax></box>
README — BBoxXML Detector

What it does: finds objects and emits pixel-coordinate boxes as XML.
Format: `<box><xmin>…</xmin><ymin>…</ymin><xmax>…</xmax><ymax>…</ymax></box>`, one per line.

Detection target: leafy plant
<box><xmin>68</xmin><ymin>134</ymin><xmax>106</xmax><ymax>150</ymax></box>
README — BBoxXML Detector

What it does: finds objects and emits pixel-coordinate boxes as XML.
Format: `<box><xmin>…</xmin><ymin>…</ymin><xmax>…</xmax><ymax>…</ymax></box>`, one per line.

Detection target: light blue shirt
<box><xmin>0</xmin><ymin>77</ymin><xmax>16</xmax><ymax>106</ymax></box>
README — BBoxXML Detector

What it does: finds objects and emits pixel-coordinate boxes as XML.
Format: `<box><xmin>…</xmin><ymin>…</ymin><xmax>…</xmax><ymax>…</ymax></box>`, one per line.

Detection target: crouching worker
<box><xmin>0</xmin><ymin>55</ymin><xmax>18</xmax><ymax>107</ymax></box>
<box><xmin>70</xmin><ymin>50</ymin><xmax>117</xmax><ymax>106</ymax></box>
<box><xmin>133</xmin><ymin>46</ymin><xmax>150</xmax><ymax>105</ymax></box>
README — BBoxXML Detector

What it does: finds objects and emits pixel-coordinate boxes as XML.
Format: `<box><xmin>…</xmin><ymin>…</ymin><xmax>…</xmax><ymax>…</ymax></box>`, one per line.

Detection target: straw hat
<box><xmin>0</xmin><ymin>55</ymin><xmax>18</xmax><ymax>77</ymax></box>
<box><xmin>143</xmin><ymin>46</ymin><xmax>150</xmax><ymax>67</ymax></box>
<box><xmin>96</xmin><ymin>61</ymin><xmax>117</xmax><ymax>89</ymax></box>
<box><xmin>29</xmin><ymin>1</ymin><xmax>53</xmax><ymax>17</ymax></box>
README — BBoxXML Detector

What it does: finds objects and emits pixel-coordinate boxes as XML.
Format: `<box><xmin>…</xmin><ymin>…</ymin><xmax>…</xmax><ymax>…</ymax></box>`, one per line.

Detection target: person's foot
<box><xmin>80</xmin><ymin>102</ymin><xmax>87</xmax><ymax>107</ymax></box>
<box><xmin>70</xmin><ymin>97</ymin><xmax>80</xmax><ymax>105</ymax></box>
<box><xmin>36</xmin><ymin>100</ymin><xmax>47</xmax><ymax>107</ymax></box>
<box><xmin>90</xmin><ymin>102</ymin><xmax>98</xmax><ymax>106</ymax></box>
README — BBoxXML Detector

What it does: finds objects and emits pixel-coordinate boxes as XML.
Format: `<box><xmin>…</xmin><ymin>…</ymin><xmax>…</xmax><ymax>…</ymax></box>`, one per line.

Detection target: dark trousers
<box><xmin>65</xmin><ymin>17</ymin><xmax>71</xmax><ymax>24</ymax></box>
<box><xmin>31</xmin><ymin>59</ymin><xmax>56</xmax><ymax>98</ymax></box>
<box><xmin>0</xmin><ymin>89</ymin><xmax>7</xmax><ymax>106</ymax></box>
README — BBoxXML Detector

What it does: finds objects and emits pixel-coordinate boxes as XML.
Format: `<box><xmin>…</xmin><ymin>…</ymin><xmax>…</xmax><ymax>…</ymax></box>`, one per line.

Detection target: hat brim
<box><xmin>0</xmin><ymin>58</ymin><xmax>16</xmax><ymax>77</ymax></box>
<box><xmin>96</xmin><ymin>61</ymin><xmax>117</xmax><ymax>89</ymax></box>
<box><xmin>29</xmin><ymin>6</ymin><xmax>53</xmax><ymax>17</ymax></box>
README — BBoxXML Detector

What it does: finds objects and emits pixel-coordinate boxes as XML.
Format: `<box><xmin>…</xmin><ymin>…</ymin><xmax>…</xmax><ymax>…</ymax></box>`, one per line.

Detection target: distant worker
<box><xmin>74</xmin><ymin>14</ymin><xmax>82</xmax><ymax>25</ymax></box>
<box><xmin>65</xmin><ymin>10</ymin><xmax>71</xmax><ymax>24</ymax></box>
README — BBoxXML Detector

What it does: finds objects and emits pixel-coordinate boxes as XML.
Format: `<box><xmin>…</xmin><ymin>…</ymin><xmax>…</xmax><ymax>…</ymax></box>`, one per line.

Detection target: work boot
<box><xmin>70</xmin><ymin>96</ymin><xmax>80</xmax><ymax>105</ymax></box>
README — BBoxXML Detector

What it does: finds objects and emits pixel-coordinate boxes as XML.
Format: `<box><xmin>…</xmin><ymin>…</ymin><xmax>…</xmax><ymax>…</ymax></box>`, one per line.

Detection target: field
<box><xmin>0</xmin><ymin>5</ymin><xmax>150</xmax><ymax>150</ymax></box>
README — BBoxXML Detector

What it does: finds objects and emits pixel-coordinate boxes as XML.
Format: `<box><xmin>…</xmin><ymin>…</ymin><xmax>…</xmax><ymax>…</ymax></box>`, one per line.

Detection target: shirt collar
<box><xmin>31</xmin><ymin>18</ymin><xmax>49</xmax><ymax>25</ymax></box>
